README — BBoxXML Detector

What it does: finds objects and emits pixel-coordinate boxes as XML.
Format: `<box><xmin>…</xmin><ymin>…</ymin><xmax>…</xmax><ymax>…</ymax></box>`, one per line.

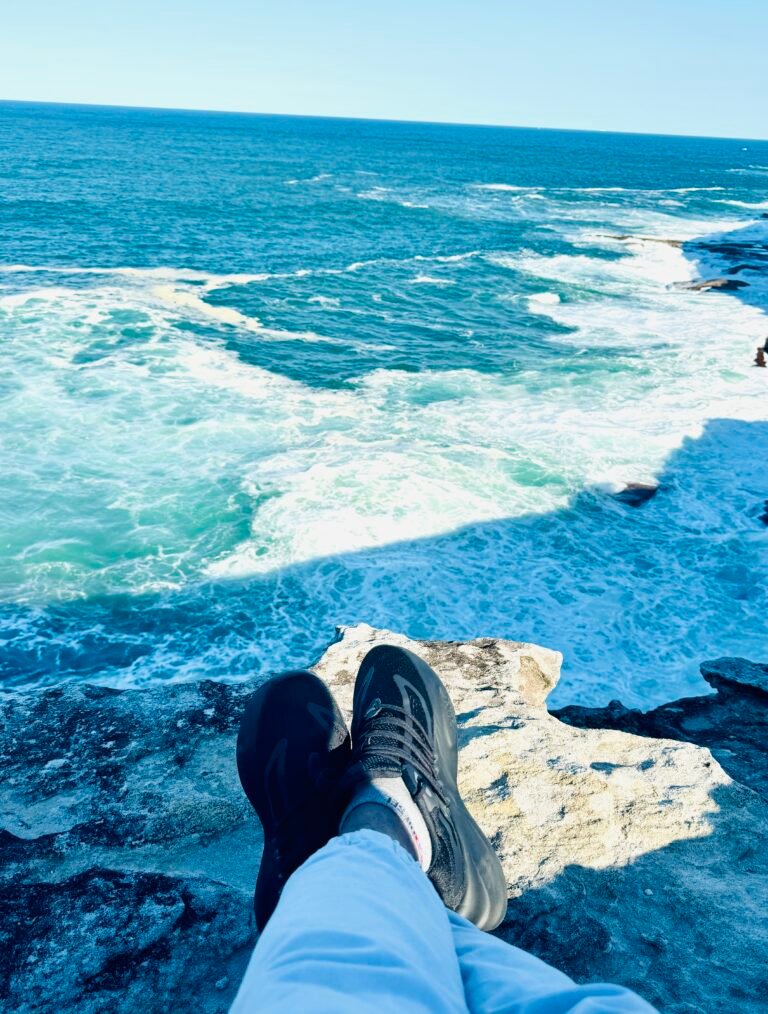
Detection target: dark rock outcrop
<box><xmin>555</xmin><ymin>656</ymin><xmax>768</xmax><ymax>799</ymax></box>
<box><xmin>612</xmin><ymin>483</ymin><xmax>659</xmax><ymax>507</ymax></box>
<box><xmin>681</xmin><ymin>277</ymin><xmax>750</xmax><ymax>292</ymax></box>
<box><xmin>0</xmin><ymin>679</ymin><xmax>258</xmax><ymax>1013</ymax></box>
<box><xmin>607</xmin><ymin>234</ymin><xmax>683</xmax><ymax>248</ymax></box>
<box><xmin>1</xmin><ymin>627</ymin><xmax>766</xmax><ymax>1013</ymax></box>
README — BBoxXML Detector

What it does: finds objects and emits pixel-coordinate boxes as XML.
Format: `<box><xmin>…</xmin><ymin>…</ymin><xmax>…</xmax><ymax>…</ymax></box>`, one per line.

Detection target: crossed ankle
<box><xmin>340</xmin><ymin>777</ymin><xmax>433</xmax><ymax>871</ymax></box>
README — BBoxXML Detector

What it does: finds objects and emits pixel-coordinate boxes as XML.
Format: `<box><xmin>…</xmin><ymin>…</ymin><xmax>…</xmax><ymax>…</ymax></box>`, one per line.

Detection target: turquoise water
<box><xmin>1</xmin><ymin>101</ymin><xmax>767</xmax><ymax>704</ymax></box>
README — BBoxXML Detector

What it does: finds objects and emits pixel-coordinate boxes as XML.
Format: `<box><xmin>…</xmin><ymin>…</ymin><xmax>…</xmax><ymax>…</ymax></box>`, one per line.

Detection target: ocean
<box><xmin>1</xmin><ymin>100</ymin><xmax>767</xmax><ymax>706</ymax></box>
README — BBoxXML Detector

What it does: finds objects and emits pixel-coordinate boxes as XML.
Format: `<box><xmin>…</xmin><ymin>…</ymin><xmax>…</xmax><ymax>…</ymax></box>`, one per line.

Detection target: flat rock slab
<box><xmin>1</xmin><ymin>624</ymin><xmax>766</xmax><ymax>1013</ymax></box>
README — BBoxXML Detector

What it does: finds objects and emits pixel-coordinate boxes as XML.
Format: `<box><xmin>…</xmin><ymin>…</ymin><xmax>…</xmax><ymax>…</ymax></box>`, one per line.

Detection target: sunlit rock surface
<box><xmin>1</xmin><ymin>625</ymin><xmax>766</xmax><ymax>1013</ymax></box>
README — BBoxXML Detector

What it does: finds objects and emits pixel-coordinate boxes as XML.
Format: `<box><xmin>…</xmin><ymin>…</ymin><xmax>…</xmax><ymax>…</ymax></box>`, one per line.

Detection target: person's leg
<box><xmin>343</xmin><ymin>644</ymin><xmax>508</xmax><ymax>931</ymax></box>
<box><xmin>448</xmin><ymin>912</ymin><xmax>657</xmax><ymax>1013</ymax></box>
<box><xmin>342</xmin><ymin>645</ymin><xmax>657</xmax><ymax>1012</ymax></box>
<box><xmin>232</xmin><ymin>649</ymin><xmax>655</xmax><ymax>1013</ymax></box>
<box><xmin>232</xmin><ymin>663</ymin><xmax>469</xmax><ymax>1012</ymax></box>
<box><xmin>230</xmin><ymin>829</ymin><xmax>468</xmax><ymax>1014</ymax></box>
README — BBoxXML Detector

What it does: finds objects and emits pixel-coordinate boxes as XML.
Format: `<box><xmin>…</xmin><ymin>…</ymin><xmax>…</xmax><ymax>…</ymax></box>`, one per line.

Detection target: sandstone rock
<box><xmin>1</xmin><ymin>625</ymin><xmax>766</xmax><ymax>1013</ymax></box>
<box><xmin>313</xmin><ymin>623</ymin><xmax>563</xmax><ymax>710</ymax></box>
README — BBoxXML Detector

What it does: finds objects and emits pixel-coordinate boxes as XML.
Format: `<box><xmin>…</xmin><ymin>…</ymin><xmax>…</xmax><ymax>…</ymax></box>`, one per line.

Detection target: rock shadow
<box><xmin>1</xmin><ymin>416</ymin><xmax>767</xmax><ymax>708</ymax></box>
<box><xmin>497</xmin><ymin>780</ymin><xmax>766</xmax><ymax>1014</ymax></box>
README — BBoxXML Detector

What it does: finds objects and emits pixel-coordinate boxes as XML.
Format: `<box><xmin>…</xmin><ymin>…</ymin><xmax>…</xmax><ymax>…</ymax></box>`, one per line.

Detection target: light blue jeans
<box><xmin>231</xmin><ymin>830</ymin><xmax>656</xmax><ymax>1013</ymax></box>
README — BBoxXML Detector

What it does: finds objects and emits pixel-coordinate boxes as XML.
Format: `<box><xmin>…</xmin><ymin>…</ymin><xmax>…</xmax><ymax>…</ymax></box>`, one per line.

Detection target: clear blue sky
<box><xmin>1</xmin><ymin>1</ymin><xmax>766</xmax><ymax>139</ymax></box>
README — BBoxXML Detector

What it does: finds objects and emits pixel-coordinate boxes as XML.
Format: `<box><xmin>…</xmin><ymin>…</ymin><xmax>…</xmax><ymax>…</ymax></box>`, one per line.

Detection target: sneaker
<box><xmin>348</xmin><ymin>644</ymin><xmax>508</xmax><ymax>931</ymax></box>
<box><xmin>236</xmin><ymin>670</ymin><xmax>351</xmax><ymax>931</ymax></box>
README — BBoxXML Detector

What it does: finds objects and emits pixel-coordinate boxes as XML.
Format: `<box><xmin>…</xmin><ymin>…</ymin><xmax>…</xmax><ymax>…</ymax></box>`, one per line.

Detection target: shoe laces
<box><xmin>353</xmin><ymin>701</ymin><xmax>448</xmax><ymax>806</ymax></box>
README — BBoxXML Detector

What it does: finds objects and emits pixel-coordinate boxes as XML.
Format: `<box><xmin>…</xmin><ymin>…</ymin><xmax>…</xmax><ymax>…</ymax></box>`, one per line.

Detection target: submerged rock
<box><xmin>1</xmin><ymin>624</ymin><xmax>766</xmax><ymax>1013</ymax></box>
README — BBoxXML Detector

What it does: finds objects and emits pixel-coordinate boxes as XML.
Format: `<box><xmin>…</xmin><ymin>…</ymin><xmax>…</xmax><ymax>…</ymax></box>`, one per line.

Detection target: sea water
<box><xmin>1</xmin><ymin>101</ymin><xmax>767</xmax><ymax>705</ymax></box>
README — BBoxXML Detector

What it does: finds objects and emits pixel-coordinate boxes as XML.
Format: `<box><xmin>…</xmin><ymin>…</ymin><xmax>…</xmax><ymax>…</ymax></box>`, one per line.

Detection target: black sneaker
<box><xmin>236</xmin><ymin>670</ymin><xmax>351</xmax><ymax>932</ymax></box>
<box><xmin>348</xmin><ymin>644</ymin><xmax>508</xmax><ymax>931</ymax></box>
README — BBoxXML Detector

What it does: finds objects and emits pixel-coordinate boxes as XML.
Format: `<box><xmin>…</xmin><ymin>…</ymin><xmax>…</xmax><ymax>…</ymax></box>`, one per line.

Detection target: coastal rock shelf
<box><xmin>1</xmin><ymin>625</ymin><xmax>766</xmax><ymax>1013</ymax></box>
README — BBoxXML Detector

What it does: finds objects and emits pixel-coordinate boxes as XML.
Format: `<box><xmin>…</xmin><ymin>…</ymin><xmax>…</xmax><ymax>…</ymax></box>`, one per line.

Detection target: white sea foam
<box><xmin>3</xmin><ymin>199</ymin><xmax>767</xmax><ymax>707</ymax></box>
<box><xmin>0</xmin><ymin>286</ymin><xmax>82</xmax><ymax>309</ymax></box>
<box><xmin>565</xmin><ymin>208</ymin><xmax>745</xmax><ymax>248</ymax></box>
<box><xmin>492</xmin><ymin>238</ymin><xmax>694</xmax><ymax>290</ymax></box>
<box><xmin>507</xmin><ymin>219</ymin><xmax>768</xmax><ymax>359</ymax></box>
<box><xmin>409</xmin><ymin>275</ymin><xmax>453</xmax><ymax>285</ymax></box>
<box><xmin>472</xmin><ymin>185</ymin><xmax>726</xmax><ymax>196</ymax></box>
<box><xmin>471</xmin><ymin>183</ymin><xmax>544</xmax><ymax>192</ymax></box>
<box><xmin>341</xmin><ymin>250</ymin><xmax>479</xmax><ymax>273</ymax></box>
<box><xmin>718</xmin><ymin>198</ymin><xmax>768</xmax><ymax>210</ymax></box>
<box><xmin>352</xmin><ymin>190</ymin><xmax>432</xmax><ymax>211</ymax></box>
<box><xmin>0</xmin><ymin>270</ymin><xmax>352</xmax><ymax>348</ymax></box>
<box><xmin>416</xmin><ymin>251</ymin><xmax>480</xmax><ymax>263</ymax></box>
<box><xmin>153</xmin><ymin>285</ymin><xmax>264</xmax><ymax>331</ymax></box>
<box><xmin>356</xmin><ymin>187</ymin><xmax>394</xmax><ymax>200</ymax></box>
<box><xmin>285</xmin><ymin>173</ymin><xmax>332</xmax><ymax>185</ymax></box>
<box><xmin>0</xmin><ymin>263</ymin><xmax>270</xmax><ymax>289</ymax></box>
<box><xmin>175</xmin><ymin>341</ymin><xmax>310</xmax><ymax>399</ymax></box>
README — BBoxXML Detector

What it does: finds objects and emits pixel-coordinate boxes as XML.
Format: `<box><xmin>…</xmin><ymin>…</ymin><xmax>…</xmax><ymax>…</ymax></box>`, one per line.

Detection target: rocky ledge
<box><xmin>1</xmin><ymin>625</ymin><xmax>766</xmax><ymax>1013</ymax></box>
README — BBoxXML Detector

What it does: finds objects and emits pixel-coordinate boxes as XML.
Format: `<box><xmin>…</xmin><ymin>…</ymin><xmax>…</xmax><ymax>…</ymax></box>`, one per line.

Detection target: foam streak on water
<box><xmin>0</xmin><ymin>103</ymin><xmax>767</xmax><ymax>705</ymax></box>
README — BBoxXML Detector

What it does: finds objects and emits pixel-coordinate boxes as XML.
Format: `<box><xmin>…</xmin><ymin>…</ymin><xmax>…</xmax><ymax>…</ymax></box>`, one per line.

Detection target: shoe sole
<box><xmin>401</xmin><ymin>648</ymin><xmax>508</xmax><ymax>931</ymax></box>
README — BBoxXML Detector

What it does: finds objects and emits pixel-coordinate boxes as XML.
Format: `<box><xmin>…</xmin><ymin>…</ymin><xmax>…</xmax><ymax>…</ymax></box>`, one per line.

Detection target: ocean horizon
<box><xmin>1</xmin><ymin>100</ymin><xmax>767</xmax><ymax>706</ymax></box>
<box><xmin>5</xmin><ymin>97</ymin><xmax>768</xmax><ymax>142</ymax></box>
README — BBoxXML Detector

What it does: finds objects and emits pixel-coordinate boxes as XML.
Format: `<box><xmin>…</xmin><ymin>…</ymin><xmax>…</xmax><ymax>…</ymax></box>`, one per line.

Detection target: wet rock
<box><xmin>609</xmin><ymin>234</ymin><xmax>683</xmax><ymax>247</ymax></box>
<box><xmin>701</xmin><ymin>656</ymin><xmax>768</xmax><ymax>698</ymax></box>
<box><xmin>612</xmin><ymin>483</ymin><xmax>659</xmax><ymax>507</ymax></box>
<box><xmin>683</xmin><ymin>277</ymin><xmax>750</xmax><ymax>292</ymax></box>
<box><xmin>1</xmin><ymin>625</ymin><xmax>766</xmax><ymax>1013</ymax></box>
